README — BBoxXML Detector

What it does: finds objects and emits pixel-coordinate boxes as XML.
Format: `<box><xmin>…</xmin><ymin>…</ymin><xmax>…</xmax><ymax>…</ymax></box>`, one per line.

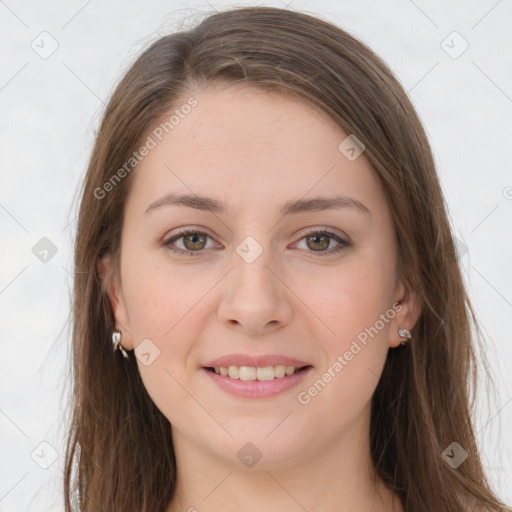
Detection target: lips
<box><xmin>201</xmin><ymin>354</ymin><xmax>313</xmax><ymax>398</ymax></box>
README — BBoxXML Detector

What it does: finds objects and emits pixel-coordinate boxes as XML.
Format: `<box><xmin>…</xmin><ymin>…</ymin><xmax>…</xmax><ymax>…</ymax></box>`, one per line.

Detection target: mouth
<box><xmin>201</xmin><ymin>357</ymin><xmax>314</xmax><ymax>399</ymax></box>
<box><xmin>204</xmin><ymin>364</ymin><xmax>312</xmax><ymax>381</ymax></box>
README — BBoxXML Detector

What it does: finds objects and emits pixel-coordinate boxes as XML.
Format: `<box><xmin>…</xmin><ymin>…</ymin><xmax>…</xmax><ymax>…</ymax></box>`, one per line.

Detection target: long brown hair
<box><xmin>64</xmin><ymin>6</ymin><xmax>509</xmax><ymax>511</ymax></box>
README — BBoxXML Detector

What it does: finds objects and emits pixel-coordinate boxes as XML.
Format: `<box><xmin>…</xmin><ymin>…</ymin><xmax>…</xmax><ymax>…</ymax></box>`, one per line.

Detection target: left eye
<box><xmin>163</xmin><ymin>230</ymin><xmax>217</xmax><ymax>254</ymax></box>
<box><xmin>162</xmin><ymin>228</ymin><xmax>349</xmax><ymax>256</ymax></box>
<box><xmin>295</xmin><ymin>230</ymin><xmax>347</xmax><ymax>253</ymax></box>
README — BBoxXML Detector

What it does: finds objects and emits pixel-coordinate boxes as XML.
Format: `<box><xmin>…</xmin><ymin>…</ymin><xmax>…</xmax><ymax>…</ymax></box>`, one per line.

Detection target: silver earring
<box><xmin>112</xmin><ymin>330</ymin><xmax>129</xmax><ymax>359</ymax></box>
<box><xmin>398</xmin><ymin>328</ymin><xmax>411</xmax><ymax>346</ymax></box>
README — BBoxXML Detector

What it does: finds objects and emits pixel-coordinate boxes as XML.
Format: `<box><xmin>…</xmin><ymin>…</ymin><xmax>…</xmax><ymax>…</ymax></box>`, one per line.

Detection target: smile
<box><xmin>202</xmin><ymin>364</ymin><xmax>313</xmax><ymax>399</ymax></box>
<box><xmin>209</xmin><ymin>365</ymin><xmax>304</xmax><ymax>380</ymax></box>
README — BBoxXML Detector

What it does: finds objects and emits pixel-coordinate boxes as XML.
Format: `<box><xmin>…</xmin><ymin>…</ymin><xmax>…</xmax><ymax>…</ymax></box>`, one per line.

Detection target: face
<box><xmin>103</xmin><ymin>83</ymin><xmax>420</xmax><ymax>470</ymax></box>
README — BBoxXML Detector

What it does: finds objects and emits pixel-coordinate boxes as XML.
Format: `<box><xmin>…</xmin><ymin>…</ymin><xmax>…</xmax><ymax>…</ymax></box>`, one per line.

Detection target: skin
<box><xmin>100</xmin><ymin>83</ymin><xmax>421</xmax><ymax>511</ymax></box>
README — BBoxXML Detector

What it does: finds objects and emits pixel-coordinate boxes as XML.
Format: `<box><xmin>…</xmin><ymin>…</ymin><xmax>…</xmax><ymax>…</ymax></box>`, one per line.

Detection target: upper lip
<box><xmin>203</xmin><ymin>354</ymin><xmax>312</xmax><ymax>368</ymax></box>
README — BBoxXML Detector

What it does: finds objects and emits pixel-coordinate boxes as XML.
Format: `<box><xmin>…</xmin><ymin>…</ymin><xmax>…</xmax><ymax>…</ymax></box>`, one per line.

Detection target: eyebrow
<box><xmin>144</xmin><ymin>192</ymin><xmax>370</xmax><ymax>216</ymax></box>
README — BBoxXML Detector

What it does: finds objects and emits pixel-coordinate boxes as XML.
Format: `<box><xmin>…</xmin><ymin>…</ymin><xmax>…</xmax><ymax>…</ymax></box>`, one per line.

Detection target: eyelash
<box><xmin>161</xmin><ymin>227</ymin><xmax>351</xmax><ymax>257</ymax></box>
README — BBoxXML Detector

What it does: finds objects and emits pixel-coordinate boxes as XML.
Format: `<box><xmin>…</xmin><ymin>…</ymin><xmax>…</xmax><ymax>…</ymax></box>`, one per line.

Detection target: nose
<box><xmin>217</xmin><ymin>245</ymin><xmax>293</xmax><ymax>336</ymax></box>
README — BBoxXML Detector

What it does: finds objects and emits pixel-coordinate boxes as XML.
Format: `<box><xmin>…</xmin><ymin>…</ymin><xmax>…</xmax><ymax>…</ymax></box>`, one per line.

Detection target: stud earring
<box><xmin>112</xmin><ymin>330</ymin><xmax>129</xmax><ymax>359</ymax></box>
<box><xmin>398</xmin><ymin>328</ymin><xmax>411</xmax><ymax>346</ymax></box>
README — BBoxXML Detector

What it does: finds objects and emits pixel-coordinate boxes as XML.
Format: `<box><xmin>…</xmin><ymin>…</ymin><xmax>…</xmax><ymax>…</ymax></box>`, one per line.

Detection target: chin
<box><xmin>208</xmin><ymin>424</ymin><xmax>312</xmax><ymax>470</ymax></box>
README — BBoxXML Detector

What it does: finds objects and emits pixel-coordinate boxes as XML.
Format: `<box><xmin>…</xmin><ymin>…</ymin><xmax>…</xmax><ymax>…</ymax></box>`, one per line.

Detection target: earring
<box><xmin>112</xmin><ymin>330</ymin><xmax>129</xmax><ymax>359</ymax></box>
<box><xmin>398</xmin><ymin>328</ymin><xmax>411</xmax><ymax>346</ymax></box>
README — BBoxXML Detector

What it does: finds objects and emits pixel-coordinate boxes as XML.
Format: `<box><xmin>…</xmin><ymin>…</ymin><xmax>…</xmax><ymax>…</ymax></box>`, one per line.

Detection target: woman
<box><xmin>64</xmin><ymin>6</ymin><xmax>510</xmax><ymax>511</ymax></box>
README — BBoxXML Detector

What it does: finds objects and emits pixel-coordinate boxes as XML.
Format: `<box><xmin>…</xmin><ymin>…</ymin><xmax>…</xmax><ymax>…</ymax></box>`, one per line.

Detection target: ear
<box><xmin>97</xmin><ymin>255</ymin><xmax>134</xmax><ymax>351</ymax></box>
<box><xmin>388</xmin><ymin>276</ymin><xmax>423</xmax><ymax>348</ymax></box>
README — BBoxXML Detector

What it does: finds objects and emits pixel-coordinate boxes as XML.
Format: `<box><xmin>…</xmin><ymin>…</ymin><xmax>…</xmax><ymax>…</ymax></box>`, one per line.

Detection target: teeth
<box><xmin>239</xmin><ymin>366</ymin><xmax>257</xmax><ymax>381</ymax></box>
<box><xmin>213</xmin><ymin>364</ymin><xmax>302</xmax><ymax>381</ymax></box>
<box><xmin>256</xmin><ymin>366</ymin><xmax>274</xmax><ymax>381</ymax></box>
<box><xmin>285</xmin><ymin>365</ymin><xmax>295</xmax><ymax>376</ymax></box>
<box><xmin>274</xmin><ymin>365</ymin><xmax>286</xmax><ymax>378</ymax></box>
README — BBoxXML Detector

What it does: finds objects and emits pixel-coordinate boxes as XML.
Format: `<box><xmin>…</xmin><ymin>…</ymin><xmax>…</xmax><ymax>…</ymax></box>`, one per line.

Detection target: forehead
<box><xmin>125</xmin><ymin>84</ymin><xmax>386</xmax><ymax>217</ymax></box>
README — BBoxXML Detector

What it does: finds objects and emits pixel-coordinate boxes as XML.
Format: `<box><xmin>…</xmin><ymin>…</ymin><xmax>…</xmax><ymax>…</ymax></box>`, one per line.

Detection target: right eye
<box><xmin>162</xmin><ymin>229</ymin><xmax>219</xmax><ymax>256</ymax></box>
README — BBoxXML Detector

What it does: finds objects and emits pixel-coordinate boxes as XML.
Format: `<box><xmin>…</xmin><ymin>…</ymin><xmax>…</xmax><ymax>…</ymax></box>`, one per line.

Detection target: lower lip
<box><xmin>202</xmin><ymin>367</ymin><xmax>313</xmax><ymax>398</ymax></box>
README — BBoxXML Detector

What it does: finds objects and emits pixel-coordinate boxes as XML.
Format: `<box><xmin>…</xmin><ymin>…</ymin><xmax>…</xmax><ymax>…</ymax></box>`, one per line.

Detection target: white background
<box><xmin>0</xmin><ymin>0</ymin><xmax>511</xmax><ymax>509</ymax></box>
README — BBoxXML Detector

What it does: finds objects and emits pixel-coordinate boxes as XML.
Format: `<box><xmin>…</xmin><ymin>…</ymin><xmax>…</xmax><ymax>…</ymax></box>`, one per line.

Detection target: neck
<box><xmin>165</xmin><ymin>409</ymin><xmax>402</xmax><ymax>512</ymax></box>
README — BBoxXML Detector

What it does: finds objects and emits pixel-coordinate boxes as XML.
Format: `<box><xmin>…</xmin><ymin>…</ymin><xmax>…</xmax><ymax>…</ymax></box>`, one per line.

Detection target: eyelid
<box><xmin>293</xmin><ymin>225</ymin><xmax>348</xmax><ymax>243</ymax></box>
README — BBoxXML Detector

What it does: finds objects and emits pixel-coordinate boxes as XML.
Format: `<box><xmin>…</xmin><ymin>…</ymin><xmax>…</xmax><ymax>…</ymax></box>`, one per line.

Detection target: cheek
<box><xmin>304</xmin><ymin>257</ymin><xmax>396</xmax><ymax>346</ymax></box>
<box><xmin>298</xmin><ymin>254</ymin><xmax>395</xmax><ymax>401</ymax></box>
<box><xmin>122</xmin><ymin>253</ymin><xmax>211</xmax><ymax>341</ymax></box>
<box><xmin>121</xmin><ymin>259</ymin><xmax>214</xmax><ymax>423</ymax></box>
<box><xmin>295</xmin><ymin>277</ymin><xmax>393</xmax><ymax>433</ymax></box>
<box><xmin>120</xmin><ymin>252</ymin><xmax>219</xmax><ymax>396</ymax></box>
